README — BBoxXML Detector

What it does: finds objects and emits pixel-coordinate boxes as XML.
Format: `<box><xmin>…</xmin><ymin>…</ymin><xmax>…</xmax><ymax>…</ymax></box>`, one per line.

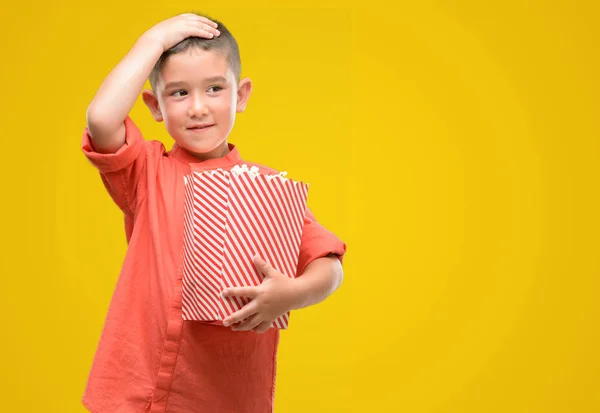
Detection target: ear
<box><xmin>236</xmin><ymin>77</ymin><xmax>252</xmax><ymax>113</ymax></box>
<box><xmin>142</xmin><ymin>89</ymin><xmax>164</xmax><ymax>122</ymax></box>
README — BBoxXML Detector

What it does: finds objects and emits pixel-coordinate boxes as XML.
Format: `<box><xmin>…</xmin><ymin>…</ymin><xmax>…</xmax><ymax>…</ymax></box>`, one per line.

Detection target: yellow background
<box><xmin>1</xmin><ymin>1</ymin><xmax>598</xmax><ymax>412</ymax></box>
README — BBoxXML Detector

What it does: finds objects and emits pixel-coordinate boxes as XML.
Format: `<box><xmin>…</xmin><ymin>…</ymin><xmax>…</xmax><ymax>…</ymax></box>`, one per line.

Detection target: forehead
<box><xmin>159</xmin><ymin>48</ymin><xmax>231</xmax><ymax>87</ymax></box>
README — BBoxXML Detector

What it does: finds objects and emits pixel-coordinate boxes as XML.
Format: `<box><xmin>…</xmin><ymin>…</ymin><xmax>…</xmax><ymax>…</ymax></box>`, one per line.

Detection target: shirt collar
<box><xmin>169</xmin><ymin>142</ymin><xmax>242</xmax><ymax>169</ymax></box>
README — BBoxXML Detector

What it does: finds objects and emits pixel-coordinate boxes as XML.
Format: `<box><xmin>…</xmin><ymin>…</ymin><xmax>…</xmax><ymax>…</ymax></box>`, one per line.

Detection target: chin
<box><xmin>183</xmin><ymin>139</ymin><xmax>226</xmax><ymax>155</ymax></box>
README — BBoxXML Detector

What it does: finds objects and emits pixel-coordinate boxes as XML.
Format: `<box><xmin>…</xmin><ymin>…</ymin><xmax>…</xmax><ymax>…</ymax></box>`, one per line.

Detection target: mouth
<box><xmin>187</xmin><ymin>124</ymin><xmax>215</xmax><ymax>132</ymax></box>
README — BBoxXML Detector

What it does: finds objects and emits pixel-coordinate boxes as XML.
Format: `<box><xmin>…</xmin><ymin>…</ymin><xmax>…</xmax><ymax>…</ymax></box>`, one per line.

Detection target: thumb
<box><xmin>253</xmin><ymin>254</ymin><xmax>274</xmax><ymax>276</ymax></box>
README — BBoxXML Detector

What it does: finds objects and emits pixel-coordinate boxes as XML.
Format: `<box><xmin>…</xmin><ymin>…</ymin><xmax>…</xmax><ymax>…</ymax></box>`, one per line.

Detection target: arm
<box><xmin>86</xmin><ymin>37</ymin><xmax>163</xmax><ymax>153</ymax></box>
<box><xmin>222</xmin><ymin>254</ymin><xmax>345</xmax><ymax>332</ymax></box>
<box><xmin>81</xmin><ymin>15</ymin><xmax>220</xmax><ymax>220</ymax></box>
<box><xmin>221</xmin><ymin>208</ymin><xmax>347</xmax><ymax>332</ymax></box>
<box><xmin>290</xmin><ymin>254</ymin><xmax>344</xmax><ymax>310</ymax></box>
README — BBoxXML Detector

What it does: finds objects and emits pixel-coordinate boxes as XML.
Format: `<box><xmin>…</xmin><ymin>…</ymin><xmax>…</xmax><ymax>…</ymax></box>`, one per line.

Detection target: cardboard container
<box><xmin>181</xmin><ymin>165</ymin><xmax>309</xmax><ymax>329</ymax></box>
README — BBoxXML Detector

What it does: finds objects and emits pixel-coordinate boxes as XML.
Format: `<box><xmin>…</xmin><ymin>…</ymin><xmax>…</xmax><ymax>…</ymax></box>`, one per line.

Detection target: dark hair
<box><xmin>148</xmin><ymin>12</ymin><xmax>241</xmax><ymax>91</ymax></box>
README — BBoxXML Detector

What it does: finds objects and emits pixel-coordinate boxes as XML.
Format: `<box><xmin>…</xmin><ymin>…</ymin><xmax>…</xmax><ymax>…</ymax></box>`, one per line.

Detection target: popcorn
<box><xmin>228</xmin><ymin>164</ymin><xmax>305</xmax><ymax>186</ymax></box>
<box><xmin>181</xmin><ymin>165</ymin><xmax>310</xmax><ymax>329</ymax></box>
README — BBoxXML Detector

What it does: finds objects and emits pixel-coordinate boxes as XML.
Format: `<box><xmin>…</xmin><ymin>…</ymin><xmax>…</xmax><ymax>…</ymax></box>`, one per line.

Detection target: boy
<box><xmin>82</xmin><ymin>14</ymin><xmax>346</xmax><ymax>413</ymax></box>
<box><xmin>81</xmin><ymin>12</ymin><xmax>346</xmax><ymax>413</ymax></box>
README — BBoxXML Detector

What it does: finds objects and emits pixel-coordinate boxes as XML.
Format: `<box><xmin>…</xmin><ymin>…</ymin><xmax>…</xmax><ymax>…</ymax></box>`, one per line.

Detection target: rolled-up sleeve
<box><xmin>81</xmin><ymin>116</ymin><xmax>156</xmax><ymax>216</ymax></box>
<box><xmin>295</xmin><ymin>207</ymin><xmax>347</xmax><ymax>277</ymax></box>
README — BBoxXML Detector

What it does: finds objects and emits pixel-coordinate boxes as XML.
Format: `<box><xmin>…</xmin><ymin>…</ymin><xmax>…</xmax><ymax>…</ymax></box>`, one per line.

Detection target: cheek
<box><xmin>213</xmin><ymin>99</ymin><xmax>235</xmax><ymax>120</ymax></box>
<box><xmin>215</xmin><ymin>95</ymin><xmax>232</xmax><ymax>109</ymax></box>
<box><xmin>164</xmin><ymin>105</ymin><xmax>185</xmax><ymax>123</ymax></box>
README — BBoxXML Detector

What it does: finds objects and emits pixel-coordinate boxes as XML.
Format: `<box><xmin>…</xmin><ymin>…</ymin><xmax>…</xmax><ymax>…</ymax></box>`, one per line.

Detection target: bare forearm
<box><xmin>87</xmin><ymin>36</ymin><xmax>162</xmax><ymax>128</ymax></box>
<box><xmin>291</xmin><ymin>255</ymin><xmax>344</xmax><ymax>310</ymax></box>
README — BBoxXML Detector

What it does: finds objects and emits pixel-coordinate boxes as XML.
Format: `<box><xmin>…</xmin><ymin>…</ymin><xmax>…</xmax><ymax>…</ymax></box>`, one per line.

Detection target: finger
<box><xmin>193</xmin><ymin>15</ymin><xmax>219</xmax><ymax>28</ymax></box>
<box><xmin>222</xmin><ymin>286</ymin><xmax>258</xmax><ymax>299</ymax></box>
<box><xmin>197</xmin><ymin>21</ymin><xmax>220</xmax><ymax>35</ymax></box>
<box><xmin>190</xmin><ymin>22</ymin><xmax>219</xmax><ymax>38</ymax></box>
<box><xmin>223</xmin><ymin>302</ymin><xmax>258</xmax><ymax>326</ymax></box>
<box><xmin>187</xmin><ymin>15</ymin><xmax>219</xmax><ymax>33</ymax></box>
<box><xmin>232</xmin><ymin>313</ymin><xmax>262</xmax><ymax>331</ymax></box>
<box><xmin>252</xmin><ymin>321</ymin><xmax>272</xmax><ymax>334</ymax></box>
<box><xmin>253</xmin><ymin>255</ymin><xmax>275</xmax><ymax>277</ymax></box>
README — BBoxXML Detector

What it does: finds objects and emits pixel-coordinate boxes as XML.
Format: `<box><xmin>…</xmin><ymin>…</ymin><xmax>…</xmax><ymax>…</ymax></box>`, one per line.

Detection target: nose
<box><xmin>188</xmin><ymin>92</ymin><xmax>209</xmax><ymax>117</ymax></box>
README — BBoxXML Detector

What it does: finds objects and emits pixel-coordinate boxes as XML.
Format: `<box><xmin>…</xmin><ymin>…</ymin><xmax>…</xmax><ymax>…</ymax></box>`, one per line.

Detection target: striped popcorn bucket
<box><xmin>181</xmin><ymin>164</ymin><xmax>309</xmax><ymax>329</ymax></box>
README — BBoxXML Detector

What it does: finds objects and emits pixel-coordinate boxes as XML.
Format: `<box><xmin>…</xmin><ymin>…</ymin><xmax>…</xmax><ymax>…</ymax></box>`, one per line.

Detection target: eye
<box><xmin>171</xmin><ymin>90</ymin><xmax>187</xmax><ymax>97</ymax></box>
<box><xmin>208</xmin><ymin>85</ymin><xmax>223</xmax><ymax>93</ymax></box>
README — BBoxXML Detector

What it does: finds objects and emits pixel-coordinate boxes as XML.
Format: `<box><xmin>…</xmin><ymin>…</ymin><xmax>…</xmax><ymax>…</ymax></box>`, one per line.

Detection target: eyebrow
<box><xmin>164</xmin><ymin>76</ymin><xmax>228</xmax><ymax>90</ymax></box>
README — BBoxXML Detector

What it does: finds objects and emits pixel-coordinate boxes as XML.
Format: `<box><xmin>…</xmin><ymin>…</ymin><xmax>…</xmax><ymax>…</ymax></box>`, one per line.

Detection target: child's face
<box><xmin>142</xmin><ymin>47</ymin><xmax>251</xmax><ymax>160</ymax></box>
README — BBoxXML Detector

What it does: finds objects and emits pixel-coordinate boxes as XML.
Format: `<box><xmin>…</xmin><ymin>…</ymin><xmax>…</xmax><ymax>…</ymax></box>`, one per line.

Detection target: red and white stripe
<box><xmin>181</xmin><ymin>168</ymin><xmax>309</xmax><ymax>329</ymax></box>
<box><xmin>181</xmin><ymin>170</ymin><xmax>232</xmax><ymax>321</ymax></box>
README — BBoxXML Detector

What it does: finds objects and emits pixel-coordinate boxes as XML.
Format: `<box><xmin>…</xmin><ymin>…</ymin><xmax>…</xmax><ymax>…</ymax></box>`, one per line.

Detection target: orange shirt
<box><xmin>80</xmin><ymin>116</ymin><xmax>347</xmax><ymax>413</ymax></box>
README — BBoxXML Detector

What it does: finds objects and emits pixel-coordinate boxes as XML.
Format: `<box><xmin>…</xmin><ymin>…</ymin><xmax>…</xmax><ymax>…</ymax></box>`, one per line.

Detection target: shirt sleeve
<box><xmin>295</xmin><ymin>206</ymin><xmax>347</xmax><ymax>277</ymax></box>
<box><xmin>81</xmin><ymin>116</ymin><xmax>160</xmax><ymax>216</ymax></box>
